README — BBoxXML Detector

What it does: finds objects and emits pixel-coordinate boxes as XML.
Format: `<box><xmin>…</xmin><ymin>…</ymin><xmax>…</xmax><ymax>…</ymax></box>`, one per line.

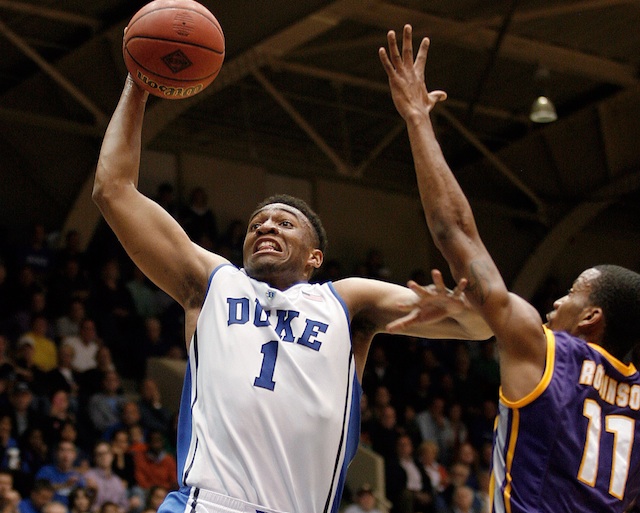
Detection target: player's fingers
<box><xmin>429</xmin><ymin>90</ymin><xmax>448</xmax><ymax>104</ymax></box>
<box><xmin>378</xmin><ymin>47</ymin><xmax>394</xmax><ymax>74</ymax></box>
<box><xmin>414</xmin><ymin>36</ymin><xmax>429</xmax><ymax>74</ymax></box>
<box><xmin>386</xmin><ymin>29</ymin><xmax>402</xmax><ymax>65</ymax></box>
<box><xmin>401</xmin><ymin>24</ymin><xmax>413</xmax><ymax>63</ymax></box>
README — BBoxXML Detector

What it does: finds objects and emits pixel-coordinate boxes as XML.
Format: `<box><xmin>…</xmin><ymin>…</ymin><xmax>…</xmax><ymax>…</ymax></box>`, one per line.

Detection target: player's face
<box><xmin>545</xmin><ymin>268</ymin><xmax>600</xmax><ymax>335</ymax></box>
<box><xmin>243</xmin><ymin>204</ymin><xmax>322</xmax><ymax>289</ymax></box>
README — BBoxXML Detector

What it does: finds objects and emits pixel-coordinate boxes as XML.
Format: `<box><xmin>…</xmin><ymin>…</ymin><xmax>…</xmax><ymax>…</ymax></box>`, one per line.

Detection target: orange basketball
<box><xmin>123</xmin><ymin>0</ymin><xmax>225</xmax><ymax>99</ymax></box>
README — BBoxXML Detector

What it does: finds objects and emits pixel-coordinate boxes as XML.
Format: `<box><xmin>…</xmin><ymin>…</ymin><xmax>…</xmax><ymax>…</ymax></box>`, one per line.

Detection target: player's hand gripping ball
<box><xmin>123</xmin><ymin>0</ymin><xmax>225</xmax><ymax>99</ymax></box>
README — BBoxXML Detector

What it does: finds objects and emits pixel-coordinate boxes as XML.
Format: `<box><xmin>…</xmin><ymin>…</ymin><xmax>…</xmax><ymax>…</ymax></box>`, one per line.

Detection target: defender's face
<box><xmin>243</xmin><ymin>204</ymin><xmax>320</xmax><ymax>287</ymax></box>
<box><xmin>546</xmin><ymin>268</ymin><xmax>600</xmax><ymax>335</ymax></box>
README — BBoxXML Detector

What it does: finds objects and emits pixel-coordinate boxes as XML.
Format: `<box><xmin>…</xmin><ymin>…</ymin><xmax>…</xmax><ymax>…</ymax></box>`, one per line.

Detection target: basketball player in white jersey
<box><xmin>92</xmin><ymin>73</ymin><xmax>492</xmax><ymax>513</ymax></box>
<box><xmin>380</xmin><ymin>24</ymin><xmax>640</xmax><ymax>513</ymax></box>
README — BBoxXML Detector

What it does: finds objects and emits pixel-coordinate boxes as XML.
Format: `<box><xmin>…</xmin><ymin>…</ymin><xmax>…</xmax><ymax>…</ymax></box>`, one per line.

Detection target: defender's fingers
<box><xmin>401</xmin><ymin>24</ymin><xmax>414</xmax><ymax>62</ymax></box>
<box><xmin>431</xmin><ymin>269</ymin><xmax>446</xmax><ymax>292</ymax></box>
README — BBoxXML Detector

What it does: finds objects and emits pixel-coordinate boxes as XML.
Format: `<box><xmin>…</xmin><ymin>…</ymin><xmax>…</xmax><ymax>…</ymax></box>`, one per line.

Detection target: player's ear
<box><xmin>578</xmin><ymin>306</ymin><xmax>604</xmax><ymax>332</ymax></box>
<box><xmin>308</xmin><ymin>249</ymin><xmax>323</xmax><ymax>270</ymax></box>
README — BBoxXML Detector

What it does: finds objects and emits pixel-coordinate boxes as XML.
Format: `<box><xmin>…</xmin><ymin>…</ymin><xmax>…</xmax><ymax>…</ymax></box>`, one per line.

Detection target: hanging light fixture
<box><xmin>530</xmin><ymin>95</ymin><xmax>557</xmax><ymax>123</ymax></box>
<box><xmin>529</xmin><ymin>66</ymin><xmax>557</xmax><ymax>124</ymax></box>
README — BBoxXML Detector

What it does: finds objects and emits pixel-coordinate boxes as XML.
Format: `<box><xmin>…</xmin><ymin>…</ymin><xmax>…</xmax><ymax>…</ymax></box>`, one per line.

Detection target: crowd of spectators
<box><xmin>0</xmin><ymin>183</ymin><xmax>567</xmax><ymax>513</ymax></box>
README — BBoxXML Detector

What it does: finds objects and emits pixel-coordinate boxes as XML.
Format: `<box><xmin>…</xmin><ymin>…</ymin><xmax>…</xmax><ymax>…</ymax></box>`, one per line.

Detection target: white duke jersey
<box><xmin>175</xmin><ymin>264</ymin><xmax>361</xmax><ymax>513</ymax></box>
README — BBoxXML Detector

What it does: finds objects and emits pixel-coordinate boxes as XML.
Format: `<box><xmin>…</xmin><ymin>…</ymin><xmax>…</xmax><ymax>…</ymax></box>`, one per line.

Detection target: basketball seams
<box><xmin>125</xmin><ymin>36</ymin><xmax>225</xmax><ymax>56</ymax></box>
<box><xmin>127</xmin><ymin>8</ymin><xmax>222</xmax><ymax>36</ymax></box>
<box><xmin>124</xmin><ymin>48</ymin><xmax>223</xmax><ymax>82</ymax></box>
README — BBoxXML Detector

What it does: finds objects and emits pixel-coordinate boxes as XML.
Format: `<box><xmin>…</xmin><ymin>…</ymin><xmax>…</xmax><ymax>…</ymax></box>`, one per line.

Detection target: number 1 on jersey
<box><xmin>254</xmin><ymin>340</ymin><xmax>278</xmax><ymax>391</ymax></box>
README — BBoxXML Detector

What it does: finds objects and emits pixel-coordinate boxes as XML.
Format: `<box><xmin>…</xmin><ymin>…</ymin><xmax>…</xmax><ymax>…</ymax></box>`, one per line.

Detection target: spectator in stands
<box><xmin>0</xmin><ymin>415</ymin><xmax>23</xmax><ymax>474</ymax></box>
<box><xmin>449</xmin><ymin>485</ymin><xmax>479</xmax><ymax>513</ymax></box>
<box><xmin>57</xmin><ymin>422</ymin><xmax>89</xmax><ymax>473</ymax></box>
<box><xmin>17</xmin><ymin>317</ymin><xmax>57</xmax><ymax>373</ymax></box>
<box><xmin>369</xmin><ymin>404</ymin><xmax>401</xmax><ymax>462</ymax></box>
<box><xmin>88</xmin><ymin>259</ymin><xmax>135</xmax><ymax>376</ymax></box>
<box><xmin>137</xmin><ymin>379</ymin><xmax>170</xmax><ymax>437</ymax></box>
<box><xmin>385</xmin><ymin>434</ymin><xmax>432</xmax><ymax>513</ymax></box>
<box><xmin>16</xmin><ymin>224</ymin><xmax>53</xmax><ymax>286</ymax></box>
<box><xmin>67</xmin><ymin>486</ymin><xmax>94</xmax><ymax>513</ymax></box>
<box><xmin>6</xmin><ymin>382</ymin><xmax>42</xmax><ymax>444</ymax></box>
<box><xmin>133</xmin><ymin>430</ymin><xmax>177</xmax><ymax>492</ymax></box>
<box><xmin>40</xmin><ymin>501</ymin><xmax>66</xmax><ymax>513</ymax></box>
<box><xmin>49</xmin><ymin>258</ymin><xmax>90</xmax><ymax>319</ymax></box>
<box><xmin>415</xmin><ymin>397</ymin><xmax>451</xmax><ymax>458</ymax></box>
<box><xmin>41</xmin><ymin>391</ymin><xmax>75</xmax><ymax>451</ymax></box>
<box><xmin>0</xmin><ymin>469</ymin><xmax>21</xmax><ymax>513</ymax></box>
<box><xmin>63</xmin><ymin>319</ymin><xmax>100</xmax><ymax>376</ymax></box>
<box><xmin>17</xmin><ymin>478</ymin><xmax>54</xmax><ymax>513</ymax></box>
<box><xmin>180</xmin><ymin>187</ymin><xmax>218</xmax><ymax>247</ymax></box>
<box><xmin>12</xmin><ymin>340</ymin><xmax>47</xmax><ymax>398</ymax></box>
<box><xmin>54</xmin><ymin>300</ymin><xmax>86</xmax><ymax>342</ymax></box>
<box><xmin>77</xmin><ymin>347</ymin><xmax>115</xmax><ymax>401</ymax></box>
<box><xmin>362</xmin><ymin>346</ymin><xmax>395</xmax><ymax>398</ymax></box>
<box><xmin>126</xmin><ymin>266</ymin><xmax>159</xmax><ymax>321</ymax></box>
<box><xmin>87</xmin><ymin>370</ymin><xmax>125</xmax><ymax>438</ymax></box>
<box><xmin>18</xmin><ymin>427</ymin><xmax>48</xmax><ymax>477</ymax></box>
<box><xmin>416</xmin><ymin>440</ymin><xmax>449</xmax><ymax>512</ymax></box>
<box><xmin>216</xmin><ymin>219</ymin><xmax>244</xmax><ymax>268</ymax></box>
<box><xmin>143</xmin><ymin>485</ymin><xmax>168</xmax><ymax>513</ymax></box>
<box><xmin>84</xmin><ymin>441</ymin><xmax>128</xmax><ymax>513</ymax></box>
<box><xmin>108</xmin><ymin>430</ymin><xmax>135</xmax><ymax>490</ymax></box>
<box><xmin>343</xmin><ymin>484</ymin><xmax>382</xmax><ymax>513</ymax></box>
<box><xmin>35</xmin><ymin>440</ymin><xmax>84</xmax><ymax>506</ymax></box>
<box><xmin>140</xmin><ymin>318</ymin><xmax>171</xmax><ymax>360</ymax></box>
<box><xmin>13</xmin><ymin>292</ymin><xmax>52</xmax><ymax>342</ymax></box>
<box><xmin>102</xmin><ymin>401</ymin><xmax>143</xmax><ymax>443</ymax></box>
<box><xmin>45</xmin><ymin>345</ymin><xmax>80</xmax><ymax>411</ymax></box>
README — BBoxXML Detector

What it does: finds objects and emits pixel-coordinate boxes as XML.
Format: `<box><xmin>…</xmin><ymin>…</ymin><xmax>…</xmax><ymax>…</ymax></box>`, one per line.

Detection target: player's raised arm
<box><xmin>92</xmin><ymin>76</ymin><xmax>224</xmax><ymax>312</ymax></box>
<box><xmin>380</xmin><ymin>25</ymin><xmax>546</xmax><ymax>400</ymax></box>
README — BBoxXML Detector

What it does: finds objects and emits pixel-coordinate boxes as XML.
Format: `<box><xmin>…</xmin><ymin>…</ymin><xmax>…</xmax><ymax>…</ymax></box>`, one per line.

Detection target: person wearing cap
<box><xmin>344</xmin><ymin>484</ymin><xmax>382</xmax><ymax>513</ymax></box>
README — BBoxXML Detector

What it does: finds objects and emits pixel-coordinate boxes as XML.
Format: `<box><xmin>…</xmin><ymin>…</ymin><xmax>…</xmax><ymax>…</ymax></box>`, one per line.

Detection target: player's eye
<box><xmin>281</xmin><ymin>220</ymin><xmax>293</xmax><ymax>227</ymax></box>
<box><xmin>249</xmin><ymin>223</ymin><xmax>261</xmax><ymax>231</ymax></box>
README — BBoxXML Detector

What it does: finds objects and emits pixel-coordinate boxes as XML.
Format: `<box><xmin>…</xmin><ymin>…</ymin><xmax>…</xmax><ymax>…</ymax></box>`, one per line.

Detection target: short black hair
<box><xmin>590</xmin><ymin>265</ymin><xmax>640</xmax><ymax>358</ymax></box>
<box><xmin>251</xmin><ymin>194</ymin><xmax>328</xmax><ymax>254</ymax></box>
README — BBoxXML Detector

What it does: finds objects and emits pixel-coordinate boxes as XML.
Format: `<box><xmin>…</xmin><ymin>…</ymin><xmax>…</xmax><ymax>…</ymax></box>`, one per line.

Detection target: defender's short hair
<box><xmin>590</xmin><ymin>264</ymin><xmax>640</xmax><ymax>357</ymax></box>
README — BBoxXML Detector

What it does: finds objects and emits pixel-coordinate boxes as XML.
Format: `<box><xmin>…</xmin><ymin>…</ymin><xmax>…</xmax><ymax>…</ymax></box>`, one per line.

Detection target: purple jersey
<box><xmin>492</xmin><ymin>326</ymin><xmax>640</xmax><ymax>513</ymax></box>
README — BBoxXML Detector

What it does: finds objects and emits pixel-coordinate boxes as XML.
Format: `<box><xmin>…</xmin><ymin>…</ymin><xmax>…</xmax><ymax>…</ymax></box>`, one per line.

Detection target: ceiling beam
<box><xmin>143</xmin><ymin>0</ymin><xmax>364</xmax><ymax>144</ymax></box>
<box><xmin>0</xmin><ymin>0</ymin><xmax>101</xmax><ymax>30</ymax></box>
<box><xmin>354</xmin><ymin>0</ymin><xmax>639</xmax><ymax>87</ymax></box>
<box><xmin>475</xmin><ymin>0</ymin><xmax>640</xmax><ymax>26</ymax></box>
<box><xmin>0</xmin><ymin>19</ymin><xmax>108</xmax><ymax>126</ymax></box>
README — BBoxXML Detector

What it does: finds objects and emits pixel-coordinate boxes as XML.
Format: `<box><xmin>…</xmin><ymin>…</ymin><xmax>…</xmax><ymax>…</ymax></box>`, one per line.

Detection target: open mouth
<box><xmin>254</xmin><ymin>239</ymin><xmax>282</xmax><ymax>254</ymax></box>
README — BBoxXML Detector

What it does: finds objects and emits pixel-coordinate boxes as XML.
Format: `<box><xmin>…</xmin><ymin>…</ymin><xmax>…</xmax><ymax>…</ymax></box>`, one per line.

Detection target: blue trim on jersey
<box><xmin>176</xmin><ymin>359</ymin><xmax>194</xmax><ymax>487</ymax></box>
<box><xmin>326</xmin><ymin>281</ymin><xmax>351</xmax><ymax>336</ymax></box>
<box><xmin>157</xmin><ymin>487</ymin><xmax>190</xmax><ymax>513</ymax></box>
<box><xmin>330</xmin><ymin>373</ymin><xmax>363</xmax><ymax>513</ymax></box>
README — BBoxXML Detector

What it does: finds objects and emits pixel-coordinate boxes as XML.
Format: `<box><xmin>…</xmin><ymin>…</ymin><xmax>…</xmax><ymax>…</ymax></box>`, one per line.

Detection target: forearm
<box><xmin>406</xmin><ymin>113</ymin><xmax>479</xmax><ymax>276</ymax></box>
<box><xmin>93</xmin><ymin>76</ymin><xmax>148</xmax><ymax>205</ymax></box>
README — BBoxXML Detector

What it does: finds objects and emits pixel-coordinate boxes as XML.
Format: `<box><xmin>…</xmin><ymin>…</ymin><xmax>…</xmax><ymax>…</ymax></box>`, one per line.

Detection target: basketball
<box><xmin>123</xmin><ymin>0</ymin><xmax>225</xmax><ymax>99</ymax></box>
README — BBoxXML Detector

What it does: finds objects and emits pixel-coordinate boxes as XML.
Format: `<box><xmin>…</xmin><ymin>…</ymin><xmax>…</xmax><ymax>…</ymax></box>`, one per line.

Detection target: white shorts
<box><xmin>158</xmin><ymin>487</ymin><xmax>288</xmax><ymax>513</ymax></box>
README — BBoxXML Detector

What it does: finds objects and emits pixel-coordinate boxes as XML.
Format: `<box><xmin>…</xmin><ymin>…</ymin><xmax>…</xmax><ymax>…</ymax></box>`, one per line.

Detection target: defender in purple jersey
<box><xmin>381</xmin><ymin>24</ymin><xmax>640</xmax><ymax>513</ymax></box>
